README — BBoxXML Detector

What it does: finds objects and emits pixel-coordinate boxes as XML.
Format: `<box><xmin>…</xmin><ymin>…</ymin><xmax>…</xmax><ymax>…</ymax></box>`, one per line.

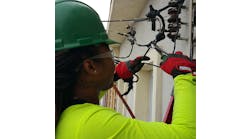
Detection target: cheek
<box><xmin>101</xmin><ymin>60</ymin><xmax>115</xmax><ymax>79</ymax></box>
<box><xmin>107</xmin><ymin>59</ymin><xmax>115</xmax><ymax>73</ymax></box>
<box><xmin>108</xmin><ymin>63</ymin><xmax>115</xmax><ymax>79</ymax></box>
<box><xmin>107</xmin><ymin>60</ymin><xmax>115</xmax><ymax>79</ymax></box>
<box><xmin>111</xmin><ymin>62</ymin><xmax>115</xmax><ymax>73</ymax></box>
<box><xmin>102</xmin><ymin>61</ymin><xmax>115</xmax><ymax>89</ymax></box>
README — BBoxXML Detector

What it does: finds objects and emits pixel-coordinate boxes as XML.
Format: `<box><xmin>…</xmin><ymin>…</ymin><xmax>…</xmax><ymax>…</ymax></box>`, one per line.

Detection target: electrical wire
<box><xmin>143</xmin><ymin>47</ymin><xmax>151</xmax><ymax>57</ymax></box>
<box><xmin>114</xmin><ymin>59</ymin><xmax>120</xmax><ymax>64</ymax></box>
<box><xmin>172</xmin><ymin>29</ymin><xmax>179</xmax><ymax>53</ymax></box>
<box><xmin>143</xmin><ymin>63</ymin><xmax>160</xmax><ymax>68</ymax></box>
<box><xmin>114</xmin><ymin>44</ymin><xmax>134</xmax><ymax>59</ymax></box>
<box><xmin>106</xmin><ymin>3</ymin><xmax>186</xmax><ymax>63</ymax></box>
<box><xmin>106</xmin><ymin>30</ymin><xmax>134</xmax><ymax>59</ymax></box>
<box><xmin>102</xmin><ymin>17</ymin><xmax>148</xmax><ymax>22</ymax></box>
<box><xmin>159</xmin><ymin>5</ymin><xmax>170</xmax><ymax>12</ymax></box>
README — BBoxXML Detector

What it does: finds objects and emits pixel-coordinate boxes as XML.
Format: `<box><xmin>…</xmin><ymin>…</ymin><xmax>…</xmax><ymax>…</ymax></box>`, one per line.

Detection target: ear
<box><xmin>81</xmin><ymin>59</ymin><xmax>98</xmax><ymax>75</ymax></box>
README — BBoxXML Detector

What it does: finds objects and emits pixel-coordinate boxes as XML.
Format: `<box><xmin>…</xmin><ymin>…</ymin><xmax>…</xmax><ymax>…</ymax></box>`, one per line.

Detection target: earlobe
<box><xmin>82</xmin><ymin>59</ymin><xmax>97</xmax><ymax>74</ymax></box>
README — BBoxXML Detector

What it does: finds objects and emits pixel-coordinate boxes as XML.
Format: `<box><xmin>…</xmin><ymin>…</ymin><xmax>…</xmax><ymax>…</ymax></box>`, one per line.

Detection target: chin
<box><xmin>104</xmin><ymin>80</ymin><xmax>114</xmax><ymax>90</ymax></box>
<box><xmin>107</xmin><ymin>82</ymin><xmax>114</xmax><ymax>90</ymax></box>
<box><xmin>102</xmin><ymin>76</ymin><xmax>114</xmax><ymax>90</ymax></box>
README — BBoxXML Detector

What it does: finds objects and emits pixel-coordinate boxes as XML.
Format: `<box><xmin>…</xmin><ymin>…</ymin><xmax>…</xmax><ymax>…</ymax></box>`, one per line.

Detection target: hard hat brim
<box><xmin>105</xmin><ymin>38</ymin><xmax>120</xmax><ymax>45</ymax></box>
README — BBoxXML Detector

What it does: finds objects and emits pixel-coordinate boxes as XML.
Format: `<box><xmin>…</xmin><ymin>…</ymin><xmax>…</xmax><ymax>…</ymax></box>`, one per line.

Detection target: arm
<box><xmin>172</xmin><ymin>74</ymin><xmax>196</xmax><ymax>138</ymax></box>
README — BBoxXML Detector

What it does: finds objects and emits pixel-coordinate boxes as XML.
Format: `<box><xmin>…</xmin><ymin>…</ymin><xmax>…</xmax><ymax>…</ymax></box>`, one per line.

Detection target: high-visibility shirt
<box><xmin>56</xmin><ymin>74</ymin><xmax>196</xmax><ymax>139</ymax></box>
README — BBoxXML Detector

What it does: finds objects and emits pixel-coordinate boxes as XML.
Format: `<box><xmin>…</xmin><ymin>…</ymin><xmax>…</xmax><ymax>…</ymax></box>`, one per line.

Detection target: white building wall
<box><xmin>115</xmin><ymin>0</ymin><xmax>195</xmax><ymax>122</ymax></box>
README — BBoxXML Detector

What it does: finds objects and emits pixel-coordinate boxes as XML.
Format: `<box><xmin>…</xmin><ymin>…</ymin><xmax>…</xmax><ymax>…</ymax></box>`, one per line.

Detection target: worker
<box><xmin>55</xmin><ymin>0</ymin><xmax>196</xmax><ymax>139</ymax></box>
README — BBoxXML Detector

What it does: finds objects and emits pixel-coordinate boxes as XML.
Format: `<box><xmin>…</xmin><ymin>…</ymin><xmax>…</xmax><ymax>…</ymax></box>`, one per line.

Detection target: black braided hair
<box><xmin>55</xmin><ymin>45</ymin><xmax>100</xmax><ymax>126</ymax></box>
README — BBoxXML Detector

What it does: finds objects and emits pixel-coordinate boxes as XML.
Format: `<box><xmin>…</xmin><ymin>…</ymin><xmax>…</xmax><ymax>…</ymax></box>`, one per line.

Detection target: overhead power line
<box><xmin>101</xmin><ymin>17</ymin><xmax>148</xmax><ymax>22</ymax></box>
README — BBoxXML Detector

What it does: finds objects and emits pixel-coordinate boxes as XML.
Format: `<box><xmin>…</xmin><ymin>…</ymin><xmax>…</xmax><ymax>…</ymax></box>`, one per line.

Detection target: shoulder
<box><xmin>56</xmin><ymin>103</ymin><xmax>119</xmax><ymax>139</ymax></box>
<box><xmin>60</xmin><ymin>103</ymin><xmax>116</xmax><ymax>120</ymax></box>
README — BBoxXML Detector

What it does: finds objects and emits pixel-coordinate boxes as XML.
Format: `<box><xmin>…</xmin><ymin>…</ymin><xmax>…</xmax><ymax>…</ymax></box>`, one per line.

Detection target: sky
<box><xmin>79</xmin><ymin>0</ymin><xmax>111</xmax><ymax>29</ymax></box>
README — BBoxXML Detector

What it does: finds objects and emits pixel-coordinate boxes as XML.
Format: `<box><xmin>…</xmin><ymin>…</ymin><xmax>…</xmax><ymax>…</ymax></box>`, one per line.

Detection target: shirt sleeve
<box><xmin>77</xmin><ymin>74</ymin><xmax>196</xmax><ymax>139</ymax></box>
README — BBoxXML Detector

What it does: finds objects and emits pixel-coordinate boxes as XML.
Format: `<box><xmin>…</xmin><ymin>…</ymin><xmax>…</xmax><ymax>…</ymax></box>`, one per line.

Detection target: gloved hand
<box><xmin>160</xmin><ymin>51</ymin><xmax>195</xmax><ymax>78</ymax></box>
<box><xmin>114</xmin><ymin>56</ymin><xmax>150</xmax><ymax>81</ymax></box>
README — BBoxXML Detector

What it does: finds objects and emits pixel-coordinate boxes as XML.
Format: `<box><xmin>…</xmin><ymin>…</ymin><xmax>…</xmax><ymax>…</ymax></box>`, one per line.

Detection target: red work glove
<box><xmin>114</xmin><ymin>56</ymin><xmax>150</xmax><ymax>81</ymax></box>
<box><xmin>160</xmin><ymin>51</ymin><xmax>195</xmax><ymax>78</ymax></box>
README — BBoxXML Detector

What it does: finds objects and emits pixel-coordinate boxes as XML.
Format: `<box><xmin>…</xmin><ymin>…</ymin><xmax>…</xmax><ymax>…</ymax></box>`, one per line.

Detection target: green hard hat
<box><xmin>55</xmin><ymin>0</ymin><xmax>117</xmax><ymax>51</ymax></box>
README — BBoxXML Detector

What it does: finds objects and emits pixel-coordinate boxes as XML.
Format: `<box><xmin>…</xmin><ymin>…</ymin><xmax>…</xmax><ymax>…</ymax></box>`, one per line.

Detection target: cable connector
<box><xmin>156</xmin><ymin>32</ymin><xmax>166</xmax><ymax>42</ymax></box>
<box><xmin>146</xmin><ymin>5</ymin><xmax>160</xmax><ymax>31</ymax></box>
<box><xmin>168</xmin><ymin>7</ymin><xmax>180</xmax><ymax>14</ymax></box>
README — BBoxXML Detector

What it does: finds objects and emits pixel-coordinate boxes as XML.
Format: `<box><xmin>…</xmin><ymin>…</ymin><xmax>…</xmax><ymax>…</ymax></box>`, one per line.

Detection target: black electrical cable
<box><xmin>143</xmin><ymin>47</ymin><xmax>151</xmax><ymax>57</ymax></box>
<box><xmin>114</xmin><ymin>44</ymin><xmax>134</xmax><ymax>59</ymax></box>
<box><xmin>108</xmin><ymin>3</ymin><xmax>183</xmax><ymax>63</ymax></box>
<box><xmin>158</xmin><ymin>14</ymin><xmax>165</xmax><ymax>32</ymax></box>
<box><xmin>114</xmin><ymin>59</ymin><xmax>120</xmax><ymax>64</ymax></box>
<box><xmin>143</xmin><ymin>63</ymin><xmax>160</xmax><ymax>68</ymax></box>
<box><xmin>172</xmin><ymin>31</ymin><xmax>178</xmax><ymax>53</ymax></box>
<box><xmin>159</xmin><ymin>5</ymin><xmax>170</xmax><ymax>12</ymax></box>
<box><xmin>105</xmin><ymin>31</ymin><xmax>134</xmax><ymax>60</ymax></box>
<box><xmin>110</xmin><ymin>3</ymin><xmax>179</xmax><ymax>97</ymax></box>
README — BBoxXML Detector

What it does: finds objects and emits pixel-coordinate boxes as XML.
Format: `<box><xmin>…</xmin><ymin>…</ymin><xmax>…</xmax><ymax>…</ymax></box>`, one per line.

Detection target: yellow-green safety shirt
<box><xmin>56</xmin><ymin>74</ymin><xmax>196</xmax><ymax>139</ymax></box>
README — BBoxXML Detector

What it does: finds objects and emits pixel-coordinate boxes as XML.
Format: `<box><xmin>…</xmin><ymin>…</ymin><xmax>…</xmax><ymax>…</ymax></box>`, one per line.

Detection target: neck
<box><xmin>73</xmin><ymin>84</ymin><xmax>100</xmax><ymax>105</ymax></box>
